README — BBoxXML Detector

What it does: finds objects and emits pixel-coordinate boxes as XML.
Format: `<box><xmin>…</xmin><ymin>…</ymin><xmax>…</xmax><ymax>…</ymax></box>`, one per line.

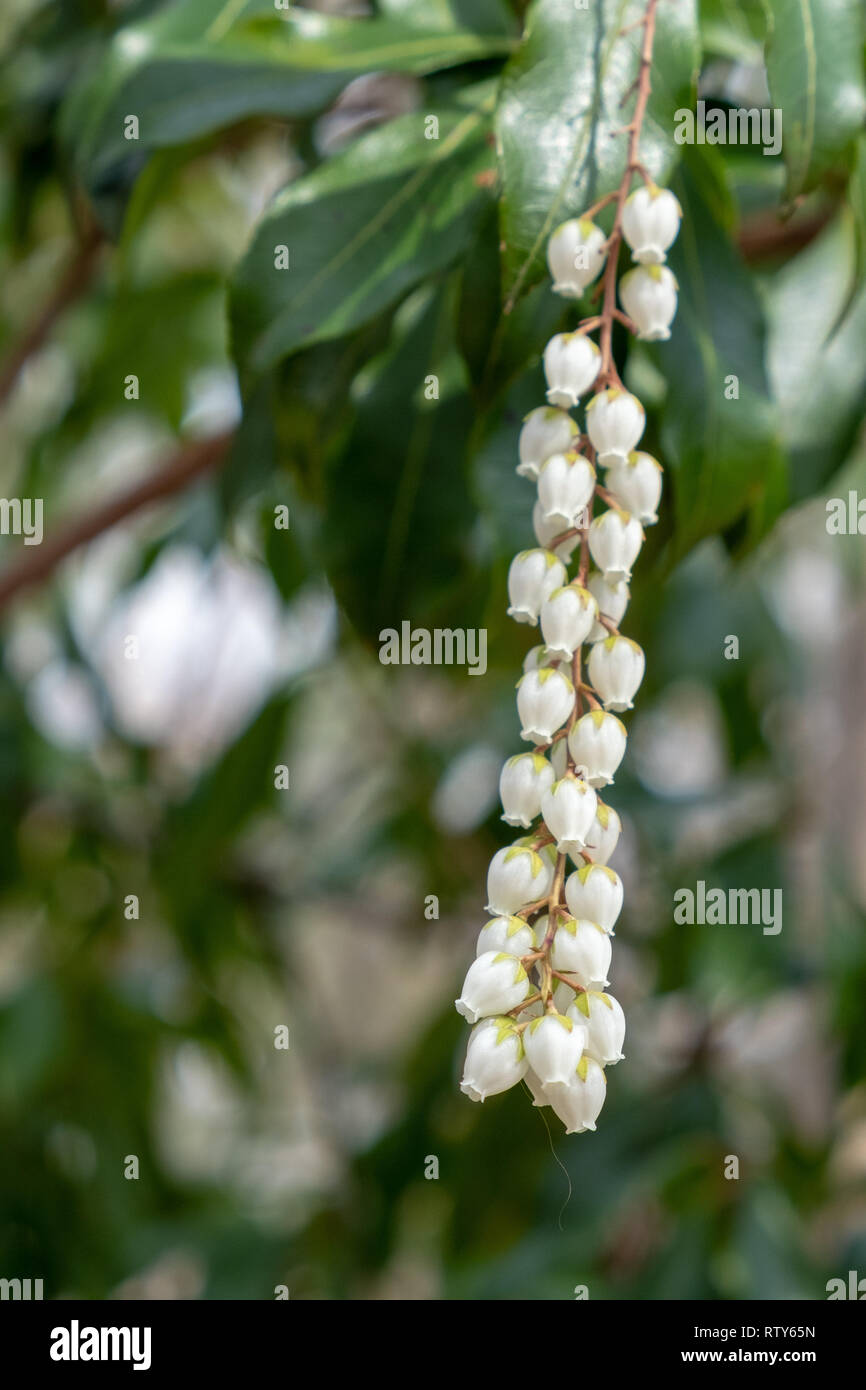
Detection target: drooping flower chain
<box><xmin>455</xmin><ymin>0</ymin><xmax>680</xmax><ymax>1134</ymax></box>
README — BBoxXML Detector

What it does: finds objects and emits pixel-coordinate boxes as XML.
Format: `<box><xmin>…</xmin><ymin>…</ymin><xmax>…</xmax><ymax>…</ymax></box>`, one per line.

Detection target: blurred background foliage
<box><xmin>0</xmin><ymin>0</ymin><xmax>865</xmax><ymax>1300</ymax></box>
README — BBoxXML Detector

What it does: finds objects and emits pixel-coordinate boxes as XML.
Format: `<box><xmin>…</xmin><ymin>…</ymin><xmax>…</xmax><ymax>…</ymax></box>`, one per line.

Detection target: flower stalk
<box><xmin>457</xmin><ymin>0</ymin><xmax>680</xmax><ymax>1134</ymax></box>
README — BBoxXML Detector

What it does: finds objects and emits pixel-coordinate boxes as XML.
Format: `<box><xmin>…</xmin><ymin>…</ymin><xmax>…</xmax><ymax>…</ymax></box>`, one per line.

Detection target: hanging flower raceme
<box><xmin>456</xmin><ymin>0</ymin><xmax>676</xmax><ymax>1133</ymax></box>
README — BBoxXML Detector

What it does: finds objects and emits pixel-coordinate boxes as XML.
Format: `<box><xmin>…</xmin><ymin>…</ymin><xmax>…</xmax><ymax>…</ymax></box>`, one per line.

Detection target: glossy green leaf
<box><xmin>654</xmin><ymin>149</ymin><xmax>786</xmax><ymax>556</ymax></box>
<box><xmin>697</xmin><ymin>0</ymin><xmax>767</xmax><ymax>63</ymax></box>
<box><xmin>230</xmin><ymin>92</ymin><xmax>496</xmax><ymax>377</ymax></box>
<box><xmin>378</xmin><ymin>0</ymin><xmax>517</xmax><ymax>37</ymax></box>
<box><xmin>766</xmin><ymin>210</ymin><xmax>866</xmax><ymax>498</ymax></box>
<box><xmin>320</xmin><ymin>281</ymin><xmax>481</xmax><ymax>641</ymax></box>
<box><xmin>765</xmin><ymin>0</ymin><xmax>866</xmax><ymax>197</ymax></box>
<box><xmin>496</xmin><ymin>0</ymin><xmax>700</xmax><ymax>302</ymax></box>
<box><xmin>61</xmin><ymin>1</ymin><xmax>513</xmax><ymax>203</ymax></box>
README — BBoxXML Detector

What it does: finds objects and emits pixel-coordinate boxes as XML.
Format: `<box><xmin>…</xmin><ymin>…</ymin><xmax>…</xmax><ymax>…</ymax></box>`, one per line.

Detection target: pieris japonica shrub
<box><xmin>456</xmin><ymin>10</ymin><xmax>680</xmax><ymax>1135</ymax></box>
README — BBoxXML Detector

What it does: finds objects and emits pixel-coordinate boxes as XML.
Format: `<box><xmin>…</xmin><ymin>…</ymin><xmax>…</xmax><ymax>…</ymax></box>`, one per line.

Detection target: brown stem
<box><xmin>0</xmin><ymin>222</ymin><xmax>105</xmax><ymax>409</ymax></box>
<box><xmin>597</xmin><ymin>0</ymin><xmax>659</xmax><ymax>390</ymax></box>
<box><xmin>0</xmin><ymin>430</ymin><xmax>235</xmax><ymax>612</ymax></box>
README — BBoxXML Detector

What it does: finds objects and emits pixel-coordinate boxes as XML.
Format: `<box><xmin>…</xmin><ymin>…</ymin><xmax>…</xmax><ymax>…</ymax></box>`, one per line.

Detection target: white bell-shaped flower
<box><xmin>522</xmin><ymin>643</ymin><xmax>564</xmax><ymax>674</ymax></box>
<box><xmin>620</xmin><ymin>265</ymin><xmax>678</xmax><ymax>341</ymax></box>
<box><xmin>587</xmin><ymin>572</ymin><xmax>630</xmax><ymax>641</ymax></box>
<box><xmin>550</xmin><ymin>917</ymin><xmax>612</xmax><ymax>985</ymax></box>
<box><xmin>476</xmin><ymin>915</ymin><xmax>537</xmax><ymax>959</ymax></box>
<box><xmin>532</xmin><ymin>501</ymin><xmax>581</xmax><ymax>564</ymax></box>
<box><xmin>507</xmin><ymin>549</ymin><xmax>567</xmax><ymax>626</ymax></box>
<box><xmin>540</xmin><ymin>775</ymin><xmax>598</xmax><ymax>859</ymax></box>
<box><xmin>569</xmin><ymin>991</ymin><xmax>625</xmax><ymax>1065</ymax></box>
<box><xmin>550</xmin><ymin>734</ymin><xmax>568</xmax><ymax>780</ymax></box>
<box><xmin>543</xmin><ymin>333</ymin><xmax>601</xmax><ymax>408</ymax></box>
<box><xmin>567</xmin><ymin>709</ymin><xmax>627</xmax><ymax>786</ymax></box>
<box><xmin>564</xmin><ymin>862</ymin><xmax>623</xmax><ymax>932</ymax></box>
<box><xmin>460</xmin><ymin>1017</ymin><xmax>528</xmax><ymax>1100</ymax></box>
<box><xmin>546</xmin><ymin>217</ymin><xmax>607</xmax><ymax>296</ymax></box>
<box><xmin>621</xmin><ymin>184</ymin><xmax>682</xmax><ymax>264</ymax></box>
<box><xmin>524</xmin><ymin>1067</ymin><xmax>551</xmax><ymax>1107</ymax></box>
<box><xmin>539</xmin><ymin>585</ymin><xmax>598</xmax><ymax>660</ymax></box>
<box><xmin>499</xmin><ymin>751</ymin><xmax>555</xmax><ymax>828</ymax></box>
<box><xmin>536</xmin><ymin>450</ymin><xmax>595</xmax><ymax>531</ymax></box>
<box><xmin>546</xmin><ymin>1056</ymin><xmax>607</xmax><ymax>1133</ymax></box>
<box><xmin>605</xmin><ymin>451</ymin><xmax>663</xmax><ymax>525</ymax></box>
<box><xmin>588</xmin><ymin>508</ymin><xmax>644</xmax><ymax>584</ymax></box>
<box><xmin>586</xmin><ymin>389</ymin><xmax>645</xmax><ymax>467</ymax></box>
<box><xmin>552</xmin><ymin>976</ymin><xmax>583</xmax><ymax>1014</ymax></box>
<box><xmin>588</xmin><ymin>634</ymin><xmax>645</xmax><ymax>710</ymax></box>
<box><xmin>524</xmin><ymin>1013</ymin><xmax>587</xmax><ymax>1087</ymax></box>
<box><xmin>455</xmin><ymin>951</ymin><xmax>530</xmax><ymax>1024</ymax></box>
<box><xmin>584</xmin><ymin>799</ymin><xmax>622</xmax><ymax>866</ymax></box>
<box><xmin>486</xmin><ymin>841</ymin><xmax>555</xmax><ymax>915</ymax></box>
<box><xmin>517</xmin><ymin>407</ymin><xmax>580</xmax><ymax>480</ymax></box>
<box><xmin>516</xmin><ymin>667</ymin><xmax>575</xmax><ymax>742</ymax></box>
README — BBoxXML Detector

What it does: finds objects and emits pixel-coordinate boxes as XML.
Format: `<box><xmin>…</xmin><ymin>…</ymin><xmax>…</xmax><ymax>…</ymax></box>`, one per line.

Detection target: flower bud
<box><xmin>569</xmin><ymin>991</ymin><xmax>625</xmax><ymax>1065</ymax></box>
<box><xmin>588</xmin><ymin>634</ymin><xmax>645</xmax><ymax>710</ymax></box>
<box><xmin>540</xmin><ymin>585</ymin><xmax>598</xmax><ymax>660</ymax></box>
<box><xmin>567</xmin><ymin>709</ymin><xmax>628</xmax><ymax>787</ymax></box>
<box><xmin>546</xmin><ymin>217</ymin><xmax>606</xmax><ymax>296</ymax></box>
<box><xmin>621</xmin><ymin>184</ymin><xmax>682</xmax><ymax>265</ymax></box>
<box><xmin>564</xmin><ymin>862</ymin><xmax>623</xmax><ymax>932</ymax></box>
<box><xmin>588</xmin><ymin>508</ymin><xmax>644</xmax><ymax>584</ymax></box>
<box><xmin>605</xmin><ymin>451</ymin><xmax>663</xmax><ymax>525</ymax></box>
<box><xmin>619</xmin><ymin>265</ymin><xmax>678</xmax><ymax>341</ymax></box>
<box><xmin>532</xmin><ymin>501</ymin><xmax>580</xmax><ymax>564</ymax></box>
<box><xmin>541</xmin><ymin>775</ymin><xmax>598</xmax><ymax>859</ymax></box>
<box><xmin>460</xmin><ymin>1016</ymin><xmax>528</xmax><ymax>1100</ymax></box>
<box><xmin>507</xmin><ymin>548</ymin><xmax>567</xmax><ymax>626</ymax></box>
<box><xmin>587</xmin><ymin>572</ymin><xmax>630</xmax><ymax>641</ymax></box>
<box><xmin>543</xmin><ymin>333</ymin><xmax>601</xmax><ymax>408</ymax></box>
<box><xmin>536</xmin><ymin>450</ymin><xmax>595</xmax><ymax>530</ymax></box>
<box><xmin>455</xmin><ymin>951</ymin><xmax>530</xmax><ymax>1023</ymax></box>
<box><xmin>584</xmin><ymin>798</ymin><xmax>622</xmax><ymax>865</ymax></box>
<box><xmin>586</xmin><ymin>389</ymin><xmax>645</xmax><ymax>467</ymax></box>
<box><xmin>499</xmin><ymin>752</ymin><xmax>555</xmax><ymax>828</ymax></box>
<box><xmin>516</xmin><ymin>667</ymin><xmax>575</xmax><ymax>742</ymax></box>
<box><xmin>546</xmin><ymin>1055</ymin><xmax>607</xmax><ymax>1133</ymax></box>
<box><xmin>476</xmin><ymin>915</ymin><xmax>537</xmax><ymax>958</ymax></box>
<box><xmin>517</xmin><ymin>406</ymin><xmax>580</xmax><ymax>480</ymax></box>
<box><xmin>524</xmin><ymin>1013</ymin><xmax>587</xmax><ymax>1087</ymax></box>
<box><xmin>550</xmin><ymin>916</ymin><xmax>612</xmax><ymax>985</ymax></box>
<box><xmin>486</xmin><ymin>842</ymin><xmax>555</xmax><ymax>915</ymax></box>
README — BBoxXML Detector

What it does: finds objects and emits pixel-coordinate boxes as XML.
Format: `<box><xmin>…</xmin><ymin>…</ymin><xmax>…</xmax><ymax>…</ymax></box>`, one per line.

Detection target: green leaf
<box><xmin>654</xmin><ymin>148</ymin><xmax>786</xmax><ymax>557</ymax></box>
<box><xmin>496</xmin><ymin>0</ymin><xmax>700</xmax><ymax>303</ymax></box>
<box><xmin>378</xmin><ymin>0</ymin><xmax>517</xmax><ymax>37</ymax></box>
<box><xmin>456</xmin><ymin>202</ymin><xmax>567</xmax><ymax>402</ymax></box>
<box><xmin>230</xmin><ymin>91</ymin><xmax>496</xmax><ymax>377</ymax></box>
<box><xmin>61</xmin><ymin>1</ymin><xmax>513</xmax><ymax>205</ymax></box>
<box><xmin>319</xmin><ymin>281</ymin><xmax>481</xmax><ymax>641</ymax></box>
<box><xmin>766</xmin><ymin>210</ymin><xmax>866</xmax><ymax>498</ymax></box>
<box><xmin>765</xmin><ymin>0</ymin><xmax>866</xmax><ymax>198</ymax></box>
<box><xmin>697</xmin><ymin>0</ymin><xmax>767</xmax><ymax>63</ymax></box>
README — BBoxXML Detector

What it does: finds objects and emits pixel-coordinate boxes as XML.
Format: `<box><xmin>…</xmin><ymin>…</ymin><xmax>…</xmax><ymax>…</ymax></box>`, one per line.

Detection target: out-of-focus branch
<box><xmin>0</xmin><ymin>430</ymin><xmax>235</xmax><ymax>612</ymax></box>
<box><xmin>0</xmin><ymin>222</ymin><xmax>105</xmax><ymax>408</ymax></box>
<box><xmin>737</xmin><ymin>209</ymin><xmax>833</xmax><ymax>263</ymax></box>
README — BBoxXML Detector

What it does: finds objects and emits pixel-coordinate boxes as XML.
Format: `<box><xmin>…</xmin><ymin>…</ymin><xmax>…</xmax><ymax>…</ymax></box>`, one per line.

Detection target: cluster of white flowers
<box><xmin>456</xmin><ymin>181</ymin><xmax>681</xmax><ymax>1134</ymax></box>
